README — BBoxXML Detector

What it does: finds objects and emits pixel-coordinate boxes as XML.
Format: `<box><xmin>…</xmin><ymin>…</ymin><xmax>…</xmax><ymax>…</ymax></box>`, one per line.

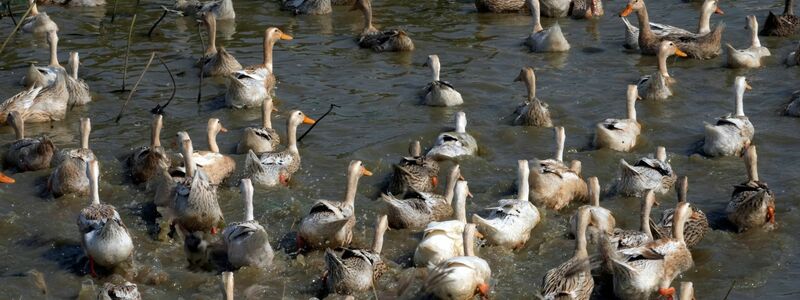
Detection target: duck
<box><xmin>297</xmin><ymin>160</ymin><xmax>372</xmax><ymax>250</ymax></box>
<box><xmin>650</xmin><ymin>177</ymin><xmax>709</xmax><ymax>248</ymax></box>
<box><xmin>66</xmin><ymin>52</ymin><xmax>91</xmax><ymax>106</ymax></box>
<box><xmin>282</xmin><ymin>0</ymin><xmax>332</xmax><ymax>15</ymax></box>
<box><xmin>783</xmin><ymin>90</ymin><xmax>800</xmax><ymax>116</ymax></box>
<box><xmin>351</xmin><ymin>0</ymin><xmax>414</xmax><ymax>52</ymax></box>
<box><xmin>420</xmin><ymin>54</ymin><xmax>463</xmax><ymax>107</ymax></box>
<box><xmin>620</xmin><ymin>0</ymin><xmax>723</xmax><ymax>59</ymax></box>
<box><xmin>77</xmin><ymin>160</ymin><xmax>134</xmax><ymax>277</ymax></box>
<box><xmin>20</xmin><ymin>30</ymin><xmax>61</xmax><ymax>88</ymax></box>
<box><xmin>637</xmin><ymin>41</ymin><xmax>687</xmax><ymax>101</ymax></box>
<box><xmin>473</xmin><ymin>160</ymin><xmax>540</xmax><ymax>250</ymax></box>
<box><xmin>594</xmin><ymin>84</ymin><xmax>641</xmax><ymax>152</ymax></box>
<box><xmin>602</xmin><ymin>202</ymin><xmax>693</xmax><ymax>300</ymax></box>
<box><xmin>236</xmin><ymin>97</ymin><xmax>280</xmax><ymax>154</ymax></box>
<box><xmin>426</xmin><ymin>112</ymin><xmax>479</xmax><ymax>160</ymax></box>
<box><xmin>222</xmin><ymin>179</ymin><xmax>274</xmax><ymax>269</ymax></box>
<box><xmin>610</xmin><ymin>190</ymin><xmax>656</xmax><ymax>250</ymax></box>
<box><xmin>0</xmin><ymin>63</ymin><xmax>69</xmax><ymax>124</ymax></box>
<box><xmin>244</xmin><ymin>110</ymin><xmax>315</xmax><ymax>187</ymax></box>
<box><xmin>569</xmin><ymin>177</ymin><xmax>616</xmax><ymax>243</ymax></box>
<box><xmin>539</xmin><ymin>0</ymin><xmax>569</xmax><ymax>18</ymax></box>
<box><xmin>382</xmin><ymin>164</ymin><xmax>461</xmax><ymax>230</ymax></box>
<box><xmin>198</xmin><ymin>11</ymin><xmax>242</xmax><ymax>77</ymax></box>
<box><xmin>172</xmin><ymin>131</ymin><xmax>223</xmax><ymax>238</ymax></box>
<box><xmin>414</xmin><ymin>180</ymin><xmax>471</xmax><ymax>267</ymax></box>
<box><xmin>541</xmin><ymin>206</ymin><xmax>594</xmax><ymax>300</ymax></box>
<box><xmin>21</xmin><ymin>0</ymin><xmax>59</xmax><ymax>34</ymax></box>
<box><xmin>726</xmin><ymin>145</ymin><xmax>776</xmax><ymax>232</ymax></box>
<box><xmin>97</xmin><ymin>281</ymin><xmax>140</xmax><ymax>300</ymax></box>
<box><xmin>423</xmin><ymin>223</ymin><xmax>491</xmax><ymax>300</ymax></box>
<box><xmin>570</xmin><ymin>0</ymin><xmax>604</xmax><ymax>19</ymax></box>
<box><xmin>190</xmin><ymin>0</ymin><xmax>235</xmax><ymax>21</ymax></box>
<box><xmin>526</xmin><ymin>0</ymin><xmax>570</xmax><ymax>53</ymax></box>
<box><xmin>331</xmin><ymin>0</ymin><xmax>353</xmax><ymax>5</ymax></box>
<box><xmin>127</xmin><ymin>114</ymin><xmax>171</xmax><ymax>184</ymax></box>
<box><xmin>225</xmin><ymin>27</ymin><xmax>292</xmax><ymax>108</ymax></box>
<box><xmin>678</xmin><ymin>281</ymin><xmax>694</xmax><ymax>300</ymax></box>
<box><xmin>613</xmin><ymin>146</ymin><xmax>677</xmax><ymax>197</ymax></box>
<box><xmin>3</xmin><ymin>111</ymin><xmax>56</xmax><ymax>172</ymax></box>
<box><xmin>761</xmin><ymin>0</ymin><xmax>799</xmax><ymax>36</ymax></box>
<box><xmin>0</xmin><ymin>172</ymin><xmax>14</xmax><ymax>183</ymax></box>
<box><xmin>183</xmin><ymin>118</ymin><xmax>235</xmax><ymax>185</ymax></box>
<box><xmin>474</xmin><ymin>0</ymin><xmax>527</xmax><ymax>13</ymax></box>
<box><xmin>701</xmin><ymin>76</ymin><xmax>754</xmax><ymax>157</ymax></box>
<box><xmin>621</xmin><ymin>0</ymin><xmax>724</xmax><ymax>51</ymax></box>
<box><xmin>48</xmin><ymin>117</ymin><xmax>95</xmax><ymax>198</ymax></box>
<box><xmin>324</xmin><ymin>215</ymin><xmax>389</xmax><ymax>295</ymax></box>
<box><xmin>529</xmin><ymin>127</ymin><xmax>588</xmax><ymax>210</ymax></box>
<box><xmin>385</xmin><ymin>140</ymin><xmax>440</xmax><ymax>198</ymax></box>
<box><xmin>512</xmin><ymin>67</ymin><xmax>552</xmax><ymax>127</ymax></box>
<box><xmin>727</xmin><ymin>15</ymin><xmax>771</xmax><ymax>68</ymax></box>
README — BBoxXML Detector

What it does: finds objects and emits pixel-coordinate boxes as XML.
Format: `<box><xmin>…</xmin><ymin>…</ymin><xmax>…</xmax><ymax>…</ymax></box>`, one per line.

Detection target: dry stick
<box><xmin>0</xmin><ymin>5</ymin><xmax>32</xmax><ymax>57</ymax></box>
<box><xmin>150</xmin><ymin>54</ymin><xmax>176</xmax><ymax>115</ymax></box>
<box><xmin>723</xmin><ymin>280</ymin><xmax>736</xmax><ymax>300</ymax></box>
<box><xmin>148</xmin><ymin>9</ymin><xmax>169</xmax><ymax>37</ymax></box>
<box><xmin>196</xmin><ymin>22</ymin><xmax>205</xmax><ymax>103</ymax></box>
<box><xmin>116</xmin><ymin>52</ymin><xmax>156</xmax><ymax>123</ymax></box>
<box><xmin>6</xmin><ymin>1</ymin><xmax>17</xmax><ymax>26</ymax></box>
<box><xmin>120</xmin><ymin>14</ymin><xmax>137</xmax><ymax>93</ymax></box>
<box><xmin>297</xmin><ymin>104</ymin><xmax>340</xmax><ymax>142</ymax></box>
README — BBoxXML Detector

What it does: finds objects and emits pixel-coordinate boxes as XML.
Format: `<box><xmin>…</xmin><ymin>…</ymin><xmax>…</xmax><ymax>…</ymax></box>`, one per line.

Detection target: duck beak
<box><xmin>272</xmin><ymin>107</ymin><xmax>279</xmax><ymax>112</ymax></box>
<box><xmin>767</xmin><ymin>206</ymin><xmax>775</xmax><ymax>224</ymax></box>
<box><xmin>658</xmin><ymin>287</ymin><xmax>675</xmax><ymax>300</ymax></box>
<box><xmin>467</xmin><ymin>191</ymin><xmax>474</xmax><ymax>198</ymax></box>
<box><xmin>361</xmin><ymin>166</ymin><xmax>373</xmax><ymax>176</ymax></box>
<box><xmin>431</xmin><ymin>176</ymin><xmax>438</xmax><ymax>188</ymax></box>
<box><xmin>458</xmin><ymin>175</ymin><xmax>465</xmax><ymax>180</ymax></box>
<box><xmin>303</xmin><ymin>116</ymin><xmax>316</xmax><ymax>125</ymax></box>
<box><xmin>476</xmin><ymin>283</ymin><xmax>490</xmax><ymax>298</ymax></box>
<box><xmin>714</xmin><ymin>7</ymin><xmax>724</xmax><ymax>15</ymax></box>
<box><xmin>745</xmin><ymin>82</ymin><xmax>753</xmax><ymax>90</ymax></box>
<box><xmin>674</xmin><ymin>48</ymin><xmax>688</xmax><ymax>57</ymax></box>
<box><xmin>0</xmin><ymin>172</ymin><xmax>14</xmax><ymax>184</ymax></box>
<box><xmin>219</xmin><ymin>125</ymin><xmax>228</xmax><ymax>133</ymax></box>
<box><xmin>619</xmin><ymin>4</ymin><xmax>634</xmax><ymax>17</ymax></box>
<box><xmin>279</xmin><ymin>33</ymin><xmax>293</xmax><ymax>40</ymax></box>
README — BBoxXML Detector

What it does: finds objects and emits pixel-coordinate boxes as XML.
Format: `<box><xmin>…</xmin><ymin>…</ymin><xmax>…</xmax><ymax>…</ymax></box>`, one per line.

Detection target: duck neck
<box><xmin>151</xmin><ymin>116</ymin><xmax>163</xmax><ymax>148</ymax></box>
<box><xmin>69</xmin><ymin>54</ymin><xmax>79</xmax><ymax>79</ymax></box>
<box><xmin>528</xmin><ymin>0</ymin><xmax>543</xmax><ymax>32</ymax></box>
<box><xmin>657</xmin><ymin>50</ymin><xmax>670</xmax><ymax>78</ymax></box>
<box><xmin>361</xmin><ymin>4</ymin><xmax>375</xmax><ymax>32</ymax></box>
<box><xmin>80</xmin><ymin>120</ymin><xmax>90</xmax><ymax>150</ymax></box>
<box><xmin>463</xmin><ymin>224</ymin><xmax>476</xmax><ymax>256</ymax></box>
<box><xmin>208</xmin><ymin>128</ymin><xmax>220</xmax><ymax>153</ymax></box>
<box><xmin>517</xmin><ymin>165</ymin><xmax>530</xmax><ymax>201</ymax></box>
<box><xmin>287</xmin><ymin>119</ymin><xmax>299</xmax><ymax>154</ymax></box>
<box><xmin>453</xmin><ymin>187</ymin><xmax>467</xmax><ymax>223</ymax></box>
<box><xmin>627</xmin><ymin>92</ymin><xmax>637</xmax><ymax>121</ymax></box>
<box><xmin>12</xmin><ymin>117</ymin><xmax>24</xmax><ymax>140</ymax></box>
<box><xmin>243</xmin><ymin>187</ymin><xmax>254</xmax><ymax>221</ymax></box>
<box><xmin>262</xmin><ymin>99</ymin><xmax>273</xmax><ymax>129</ymax></box>
<box><xmin>30</xmin><ymin>2</ymin><xmax>39</xmax><ymax>16</ymax></box>
<box><xmin>574</xmin><ymin>215</ymin><xmax>588</xmax><ymax>258</ymax></box>
<box><xmin>48</xmin><ymin>32</ymin><xmax>59</xmax><ymax>67</ymax></box>
<box><xmin>673</xmin><ymin>210</ymin><xmax>686</xmax><ymax>242</ymax></box>
<box><xmin>735</xmin><ymin>86</ymin><xmax>745</xmax><ymax>117</ymax></box>
<box><xmin>263</xmin><ymin>34</ymin><xmax>274</xmax><ymax>73</ymax></box>
<box><xmin>525</xmin><ymin>73</ymin><xmax>536</xmax><ymax>101</ymax></box>
<box><xmin>90</xmin><ymin>164</ymin><xmax>100</xmax><ymax>205</ymax></box>
<box><xmin>786</xmin><ymin>0</ymin><xmax>795</xmax><ymax>16</ymax></box>
<box><xmin>640</xmin><ymin>196</ymin><xmax>653</xmax><ymax>240</ymax></box>
<box><xmin>746</xmin><ymin>150</ymin><xmax>759</xmax><ymax>182</ymax></box>
<box><xmin>206</xmin><ymin>16</ymin><xmax>218</xmax><ymax>55</ymax></box>
<box><xmin>555</xmin><ymin>129</ymin><xmax>565</xmax><ymax>163</ymax></box>
<box><xmin>371</xmin><ymin>216</ymin><xmax>388</xmax><ymax>253</ymax></box>
<box><xmin>430</xmin><ymin>60</ymin><xmax>440</xmax><ymax>82</ymax></box>
<box><xmin>636</xmin><ymin>4</ymin><xmax>653</xmax><ymax>37</ymax></box>
<box><xmin>183</xmin><ymin>141</ymin><xmax>195</xmax><ymax>178</ymax></box>
<box><xmin>343</xmin><ymin>168</ymin><xmax>361</xmax><ymax>208</ymax></box>
<box><xmin>444</xmin><ymin>169</ymin><xmax>458</xmax><ymax>205</ymax></box>
<box><xmin>750</xmin><ymin>21</ymin><xmax>761</xmax><ymax>48</ymax></box>
<box><xmin>697</xmin><ymin>7</ymin><xmax>713</xmax><ymax>35</ymax></box>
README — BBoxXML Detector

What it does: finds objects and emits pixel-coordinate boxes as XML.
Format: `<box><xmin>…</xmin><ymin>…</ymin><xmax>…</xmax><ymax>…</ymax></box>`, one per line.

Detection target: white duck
<box><xmin>613</xmin><ymin>146</ymin><xmax>677</xmax><ymax>197</ymax></box>
<box><xmin>622</xmin><ymin>0</ymin><xmax>724</xmax><ymax>50</ymax></box>
<box><xmin>66</xmin><ymin>52</ymin><xmax>91</xmax><ymax>106</ymax></box>
<box><xmin>21</xmin><ymin>0</ymin><xmax>59</xmax><ymax>34</ymax></box>
<box><xmin>184</xmin><ymin>118</ymin><xmax>235</xmax><ymax>185</ymax></box>
<box><xmin>594</xmin><ymin>85</ymin><xmax>641</xmax><ymax>152</ymax></box>
<box><xmin>236</xmin><ymin>97</ymin><xmax>279</xmax><ymax>154</ymax></box>
<box><xmin>526</xmin><ymin>0</ymin><xmax>570</xmax><ymax>53</ymax></box>
<box><xmin>637</xmin><ymin>41</ymin><xmax>688</xmax><ymax>101</ymax></box>
<box><xmin>472</xmin><ymin>160</ymin><xmax>540</xmax><ymax>250</ymax></box>
<box><xmin>423</xmin><ymin>223</ymin><xmax>491</xmax><ymax>300</ymax></box>
<box><xmin>225</xmin><ymin>27</ymin><xmax>292</xmax><ymax>108</ymax></box>
<box><xmin>701</xmin><ymin>76</ymin><xmax>754</xmax><ymax>157</ymax></box>
<box><xmin>244</xmin><ymin>110</ymin><xmax>315</xmax><ymax>187</ymax></box>
<box><xmin>48</xmin><ymin>117</ymin><xmax>95</xmax><ymax>198</ymax></box>
<box><xmin>420</xmin><ymin>54</ymin><xmax>463</xmax><ymax>107</ymax></box>
<box><xmin>414</xmin><ymin>180</ymin><xmax>470</xmax><ymax>268</ymax></box>
<box><xmin>569</xmin><ymin>177</ymin><xmax>615</xmax><ymax>243</ymax></box>
<box><xmin>426</xmin><ymin>112</ymin><xmax>478</xmax><ymax>160</ymax></box>
<box><xmin>222</xmin><ymin>179</ymin><xmax>274</xmax><ymax>269</ymax></box>
<box><xmin>726</xmin><ymin>15</ymin><xmax>771</xmax><ymax>68</ymax></box>
<box><xmin>20</xmin><ymin>30</ymin><xmax>60</xmax><ymax>88</ymax></box>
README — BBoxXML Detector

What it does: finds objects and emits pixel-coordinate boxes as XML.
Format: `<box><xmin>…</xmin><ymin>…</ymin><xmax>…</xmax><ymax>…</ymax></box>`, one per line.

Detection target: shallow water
<box><xmin>1</xmin><ymin>0</ymin><xmax>799</xmax><ymax>299</ymax></box>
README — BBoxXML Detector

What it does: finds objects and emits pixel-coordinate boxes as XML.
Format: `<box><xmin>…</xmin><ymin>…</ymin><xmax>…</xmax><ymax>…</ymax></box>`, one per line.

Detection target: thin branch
<box><xmin>116</xmin><ymin>52</ymin><xmax>156</xmax><ymax>123</ymax></box>
<box><xmin>723</xmin><ymin>280</ymin><xmax>736</xmax><ymax>300</ymax></box>
<box><xmin>298</xmin><ymin>104</ymin><xmax>340</xmax><ymax>142</ymax></box>
<box><xmin>196</xmin><ymin>67</ymin><xmax>204</xmax><ymax>103</ymax></box>
<box><xmin>0</xmin><ymin>4</ymin><xmax>32</xmax><ymax>57</ymax></box>
<box><xmin>6</xmin><ymin>1</ymin><xmax>17</xmax><ymax>26</ymax></box>
<box><xmin>121</xmin><ymin>14</ymin><xmax>137</xmax><ymax>92</ymax></box>
<box><xmin>148</xmin><ymin>9</ymin><xmax>168</xmax><ymax>37</ymax></box>
<box><xmin>150</xmin><ymin>54</ymin><xmax>176</xmax><ymax>115</ymax></box>
<box><xmin>111</xmin><ymin>0</ymin><xmax>118</xmax><ymax>23</ymax></box>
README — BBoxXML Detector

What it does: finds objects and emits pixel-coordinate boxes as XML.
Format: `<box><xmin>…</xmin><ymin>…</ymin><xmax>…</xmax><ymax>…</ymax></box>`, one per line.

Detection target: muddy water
<box><xmin>0</xmin><ymin>0</ymin><xmax>799</xmax><ymax>299</ymax></box>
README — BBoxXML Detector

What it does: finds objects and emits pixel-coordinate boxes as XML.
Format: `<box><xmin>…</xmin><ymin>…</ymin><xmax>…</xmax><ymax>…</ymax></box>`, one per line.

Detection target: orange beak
<box><xmin>476</xmin><ymin>283</ymin><xmax>490</xmax><ymax>299</ymax></box>
<box><xmin>467</xmin><ymin>191</ymin><xmax>474</xmax><ymax>198</ymax></box>
<box><xmin>714</xmin><ymin>7</ymin><xmax>724</xmax><ymax>15</ymax></box>
<box><xmin>303</xmin><ymin>116</ymin><xmax>316</xmax><ymax>125</ymax></box>
<box><xmin>767</xmin><ymin>206</ymin><xmax>775</xmax><ymax>224</ymax></box>
<box><xmin>458</xmin><ymin>175</ymin><xmax>465</xmax><ymax>181</ymax></box>
<box><xmin>272</xmin><ymin>107</ymin><xmax>279</xmax><ymax>112</ymax></box>
<box><xmin>619</xmin><ymin>4</ymin><xmax>634</xmax><ymax>17</ymax></box>
<box><xmin>0</xmin><ymin>172</ymin><xmax>14</xmax><ymax>184</ymax></box>
<box><xmin>279</xmin><ymin>33</ymin><xmax>293</xmax><ymax>40</ymax></box>
<box><xmin>361</xmin><ymin>166</ymin><xmax>373</xmax><ymax>176</ymax></box>
<box><xmin>658</xmin><ymin>287</ymin><xmax>675</xmax><ymax>300</ymax></box>
<box><xmin>219</xmin><ymin>125</ymin><xmax>228</xmax><ymax>133</ymax></box>
<box><xmin>674</xmin><ymin>48</ymin><xmax>688</xmax><ymax>57</ymax></box>
<box><xmin>431</xmin><ymin>176</ymin><xmax>438</xmax><ymax>188</ymax></box>
<box><xmin>745</xmin><ymin>82</ymin><xmax>753</xmax><ymax>90</ymax></box>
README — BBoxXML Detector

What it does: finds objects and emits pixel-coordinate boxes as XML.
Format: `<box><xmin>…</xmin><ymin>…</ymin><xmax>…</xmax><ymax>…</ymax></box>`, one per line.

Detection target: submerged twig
<box><xmin>148</xmin><ymin>9</ymin><xmax>169</xmax><ymax>37</ymax></box>
<box><xmin>111</xmin><ymin>0</ymin><xmax>119</xmax><ymax>23</ymax></box>
<box><xmin>150</xmin><ymin>54</ymin><xmax>176</xmax><ymax>115</ymax></box>
<box><xmin>298</xmin><ymin>104</ymin><xmax>340</xmax><ymax>142</ymax></box>
<box><xmin>723</xmin><ymin>280</ymin><xmax>736</xmax><ymax>300</ymax></box>
<box><xmin>120</xmin><ymin>14</ymin><xmax>137</xmax><ymax>93</ymax></box>
<box><xmin>116</xmin><ymin>52</ymin><xmax>156</xmax><ymax>123</ymax></box>
<box><xmin>6</xmin><ymin>1</ymin><xmax>17</xmax><ymax>26</ymax></box>
<box><xmin>196</xmin><ymin>68</ymin><xmax>203</xmax><ymax>103</ymax></box>
<box><xmin>0</xmin><ymin>4</ymin><xmax>32</xmax><ymax>57</ymax></box>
